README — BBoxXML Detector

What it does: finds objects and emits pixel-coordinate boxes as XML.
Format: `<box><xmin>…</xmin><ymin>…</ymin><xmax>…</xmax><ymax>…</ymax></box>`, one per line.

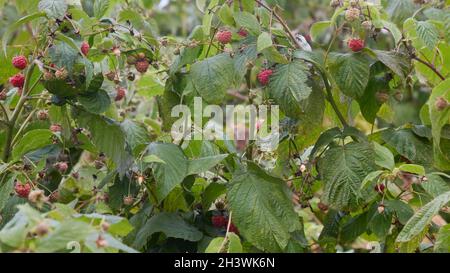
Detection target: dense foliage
<box><xmin>0</xmin><ymin>0</ymin><xmax>450</xmax><ymax>253</ymax></box>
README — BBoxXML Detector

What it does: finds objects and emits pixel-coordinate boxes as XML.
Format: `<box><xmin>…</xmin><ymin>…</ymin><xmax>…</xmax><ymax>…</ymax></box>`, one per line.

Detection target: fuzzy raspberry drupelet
<box><xmin>15</xmin><ymin>182</ymin><xmax>31</xmax><ymax>198</ymax></box>
<box><xmin>115</xmin><ymin>87</ymin><xmax>127</xmax><ymax>101</ymax></box>
<box><xmin>135</xmin><ymin>60</ymin><xmax>150</xmax><ymax>74</ymax></box>
<box><xmin>50</xmin><ymin>124</ymin><xmax>62</xmax><ymax>133</ymax></box>
<box><xmin>257</xmin><ymin>69</ymin><xmax>273</xmax><ymax>86</ymax></box>
<box><xmin>9</xmin><ymin>73</ymin><xmax>25</xmax><ymax>88</ymax></box>
<box><xmin>216</xmin><ymin>30</ymin><xmax>233</xmax><ymax>44</ymax></box>
<box><xmin>237</xmin><ymin>28</ymin><xmax>249</xmax><ymax>37</ymax></box>
<box><xmin>211</xmin><ymin>215</ymin><xmax>228</xmax><ymax>228</ymax></box>
<box><xmin>81</xmin><ymin>41</ymin><xmax>90</xmax><ymax>56</ymax></box>
<box><xmin>347</xmin><ymin>38</ymin><xmax>365</xmax><ymax>52</ymax></box>
<box><xmin>55</xmin><ymin>162</ymin><xmax>69</xmax><ymax>173</ymax></box>
<box><xmin>12</xmin><ymin>55</ymin><xmax>28</xmax><ymax>70</ymax></box>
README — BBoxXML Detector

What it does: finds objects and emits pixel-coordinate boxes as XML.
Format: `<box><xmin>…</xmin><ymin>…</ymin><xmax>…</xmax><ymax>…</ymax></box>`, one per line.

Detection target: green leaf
<box><xmin>191</xmin><ymin>54</ymin><xmax>235</xmax><ymax>104</ymax></box>
<box><xmin>386</xmin><ymin>0</ymin><xmax>415</xmax><ymax>26</ymax></box>
<box><xmin>227</xmin><ymin>162</ymin><xmax>301</xmax><ymax>252</ymax></box>
<box><xmin>360</xmin><ymin>170</ymin><xmax>384</xmax><ymax>190</ymax></box>
<box><xmin>93</xmin><ymin>0</ymin><xmax>109</xmax><ymax>18</ymax></box>
<box><xmin>202</xmin><ymin>182</ymin><xmax>226</xmax><ymax>210</ymax></box>
<box><xmin>382</xmin><ymin>20</ymin><xmax>402</xmax><ymax>45</ymax></box>
<box><xmin>373</xmin><ymin>142</ymin><xmax>395</xmax><ymax>170</ymax></box>
<box><xmin>38</xmin><ymin>0</ymin><xmax>67</xmax><ymax>19</ymax></box>
<box><xmin>372</xmin><ymin>50</ymin><xmax>410</xmax><ymax>80</ymax></box>
<box><xmin>201</xmin><ymin>0</ymin><xmax>219</xmax><ymax>36</ymax></box>
<box><xmin>268</xmin><ymin>60</ymin><xmax>312</xmax><ymax>117</ymax></box>
<box><xmin>76</xmin><ymin>111</ymin><xmax>130</xmax><ymax>174</ymax></box>
<box><xmin>434</xmin><ymin>224</ymin><xmax>450</xmax><ymax>253</ymax></box>
<box><xmin>382</xmin><ymin>128</ymin><xmax>434</xmax><ymax>168</ymax></box>
<box><xmin>416</xmin><ymin>21</ymin><xmax>439</xmax><ymax>50</ymax></box>
<box><xmin>12</xmin><ymin>129</ymin><xmax>53</xmax><ymax>161</ymax></box>
<box><xmin>369</xmin><ymin>208</ymin><xmax>392</xmax><ymax>239</ymax></box>
<box><xmin>147</xmin><ymin>143</ymin><xmax>188</xmax><ymax>202</ymax></box>
<box><xmin>36</xmin><ymin>220</ymin><xmax>95</xmax><ymax>252</ymax></box>
<box><xmin>329</xmin><ymin>53</ymin><xmax>370</xmax><ymax>99</ymax></box>
<box><xmin>133</xmin><ymin>212</ymin><xmax>203</xmax><ymax>249</ymax></box>
<box><xmin>187</xmin><ymin>154</ymin><xmax>228</xmax><ymax>176</ymax></box>
<box><xmin>398</xmin><ymin>164</ymin><xmax>426</xmax><ymax>175</ymax></box>
<box><xmin>121</xmin><ymin>120</ymin><xmax>149</xmax><ymax>153</ymax></box>
<box><xmin>142</xmin><ymin>155</ymin><xmax>166</xmax><ymax>164</ymax></box>
<box><xmin>227</xmin><ymin>233</ymin><xmax>243</xmax><ymax>253</ymax></box>
<box><xmin>234</xmin><ymin>11</ymin><xmax>261</xmax><ymax>35</ymax></box>
<box><xmin>318</xmin><ymin>142</ymin><xmax>376</xmax><ymax>210</ymax></box>
<box><xmin>48</xmin><ymin>41</ymin><xmax>79</xmax><ymax>72</ymax></box>
<box><xmin>78</xmin><ymin>89</ymin><xmax>111</xmax><ymax>114</ymax></box>
<box><xmin>0</xmin><ymin>175</ymin><xmax>15</xmax><ymax>212</ymax></box>
<box><xmin>310</xmin><ymin>21</ymin><xmax>331</xmax><ymax>42</ymax></box>
<box><xmin>421</xmin><ymin>173</ymin><xmax>450</xmax><ymax>198</ymax></box>
<box><xmin>2</xmin><ymin>12</ymin><xmax>46</xmax><ymax>56</ymax></box>
<box><xmin>205</xmin><ymin>237</ymin><xmax>224</xmax><ymax>253</ymax></box>
<box><xmin>384</xmin><ymin>200</ymin><xmax>414</xmax><ymax>225</ymax></box>
<box><xmin>257</xmin><ymin>32</ymin><xmax>273</xmax><ymax>52</ymax></box>
<box><xmin>397</xmin><ymin>191</ymin><xmax>450</xmax><ymax>243</ymax></box>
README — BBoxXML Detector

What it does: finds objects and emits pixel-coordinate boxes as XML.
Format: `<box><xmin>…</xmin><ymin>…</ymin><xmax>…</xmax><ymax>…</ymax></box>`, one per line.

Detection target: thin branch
<box><xmin>412</xmin><ymin>56</ymin><xmax>445</xmax><ymax>81</ymax></box>
<box><xmin>319</xmin><ymin>70</ymin><xmax>349</xmax><ymax>128</ymax></box>
<box><xmin>255</xmin><ymin>0</ymin><xmax>301</xmax><ymax>49</ymax></box>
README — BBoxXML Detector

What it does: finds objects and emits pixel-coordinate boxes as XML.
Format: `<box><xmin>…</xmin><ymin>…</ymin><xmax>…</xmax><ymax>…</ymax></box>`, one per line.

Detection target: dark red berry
<box><xmin>15</xmin><ymin>182</ymin><xmax>31</xmax><ymax>198</ymax></box>
<box><xmin>257</xmin><ymin>69</ymin><xmax>273</xmax><ymax>86</ymax></box>
<box><xmin>81</xmin><ymin>41</ymin><xmax>90</xmax><ymax>56</ymax></box>
<box><xmin>216</xmin><ymin>30</ymin><xmax>232</xmax><ymax>44</ymax></box>
<box><xmin>374</xmin><ymin>183</ymin><xmax>385</xmax><ymax>194</ymax></box>
<box><xmin>12</xmin><ymin>55</ymin><xmax>28</xmax><ymax>70</ymax></box>
<box><xmin>211</xmin><ymin>215</ymin><xmax>228</xmax><ymax>228</ymax></box>
<box><xmin>347</xmin><ymin>38</ymin><xmax>365</xmax><ymax>52</ymax></box>
<box><xmin>9</xmin><ymin>73</ymin><xmax>25</xmax><ymax>88</ymax></box>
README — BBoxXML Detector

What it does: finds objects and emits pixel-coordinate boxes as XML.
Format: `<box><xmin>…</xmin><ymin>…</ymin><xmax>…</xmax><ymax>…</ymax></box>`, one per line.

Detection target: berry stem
<box><xmin>255</xmin><ymin>0</ymin><xmax>302</xmax><ymax>49</ymax></box>
<box><xmin>2</xmin><ymin>63</ymin><xmax>37</xmax><ymax>162</ymax></box>
<box><xmin>319</xmin><ymin>70</ymin><xmax>349</xmax><ymax>128</ymax></box>
<box><xmin>412</xmin><ymin>56</ymin><xmax>445</xmax><ymax>81</ymax></box>
<box><xmin>218</xmin><ymin>211</ymin><xmax>233</xmax><ymax>253</ymax></box>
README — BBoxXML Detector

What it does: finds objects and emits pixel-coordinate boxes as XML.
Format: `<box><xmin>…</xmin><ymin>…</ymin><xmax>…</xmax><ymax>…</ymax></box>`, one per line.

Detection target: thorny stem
<box><xmin>2</xmin><ymin>63</ymin><xmax>37</xmax><ymax>162</ymax></box>
<box><xmin>412</xmin><ymin>56</ymin><xmax>445</xmax><ymax>81</ymax></box>
<box><xmin>218</xmin><ymin>211</ymin><xmax>233</xmax><ymax>253</ymax></box>
<box><xmin>254</xmin><ymin>0</ymin><xmax>302</xmax><ymax>49</ymax></box>
<box><xmin>319</xmin><ymin>70</ymin><xmax>349</xmax><ymax>128</ymax></box>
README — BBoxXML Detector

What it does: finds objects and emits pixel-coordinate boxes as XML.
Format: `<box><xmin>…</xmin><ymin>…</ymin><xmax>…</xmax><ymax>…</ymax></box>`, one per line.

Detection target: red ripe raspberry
<box><xmin>229</xmin><ymin>222</ymin><xmax>239</xmax><ymax>235</ymax></box>
<box><xmin>81</xmin><ymin>41</ymin><xmax>90</xmax><ymax>56</ymax></box>
<box><xmin>374</xmin><ymin>183</ymin><xmax>385</xmax><ymax>194</ymax></box>
<box><xmin>216</xmin><ymin>30</ymin><xmax>232</xmax><ymax>44</ymax></box>
<box><xmin>9</xmin><ymin>73</ymin><xmax>25</xmax><ymax>88</ymax></box>
<box><xmin>135</xmin><ymin>60</ymin><xmax>150</xmax><ymax>74</ymax></box>
<box><xmin>15</xmin><ymin>182</ymin><xmax>31</xmax><ymax>198</ymax></box>
<box><xmin>50</xmin><ymin>124</ymin><xmax>62</xmax><ymax>133</ymax></box>
<box><xmin>257</xmin><ymin>69</ymin><xmax>273</xmax><ymax>86</ymax></box>
<box><xmin>347</xmin><ymin>38</ymin><xmax>365</xmax><ymax>52</ymax></box>
<box><xmin>115</xmin><ymin>87</ymin><xmax>126</xmax><ymax>101</ymax></box>
<box><xmin>211</xmin><ymin>215</ymin><xmax>228</xmax><ymax>228</ymax></box>
<box><xmin>237</xmin><ymin>28</ymin><xmax>248</xmax><ymax>37</ymax></box>
<box><xmin>55</xmin><ymin>162</ymin><xmax>69</xmax><ymax>173</ymax></box>
<box><xmin>12</xmin><ymin>55</ymin><xmax>28</xmax><ymax>70</ymax></box>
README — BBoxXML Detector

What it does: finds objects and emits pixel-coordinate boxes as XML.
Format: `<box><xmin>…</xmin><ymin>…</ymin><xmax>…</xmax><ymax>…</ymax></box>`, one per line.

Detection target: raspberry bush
<box><xmin>0</xmin><ymin>0</ymin><xmax>449</xmax><ymax>254</ymax></box>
